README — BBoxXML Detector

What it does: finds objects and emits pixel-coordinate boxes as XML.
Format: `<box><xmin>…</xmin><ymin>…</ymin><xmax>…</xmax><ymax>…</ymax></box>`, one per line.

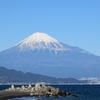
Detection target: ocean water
<box><xmin>0</xmin><ymin>85</ymin><xmax>100</xmax><ymax>100</ymax></box>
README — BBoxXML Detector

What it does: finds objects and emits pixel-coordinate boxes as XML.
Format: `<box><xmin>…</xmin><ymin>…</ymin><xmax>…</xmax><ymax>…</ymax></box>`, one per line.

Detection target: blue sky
<box><xmin>0</xmin><ymin>0</ymin><xmax>100</xmax><ymax>56</ymax></box>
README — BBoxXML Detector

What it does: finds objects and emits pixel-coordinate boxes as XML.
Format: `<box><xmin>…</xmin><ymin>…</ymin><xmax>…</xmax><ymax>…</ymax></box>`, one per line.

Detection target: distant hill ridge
<box><xmin>0</xmin><ymin>66</ymin><xmax>87</xmax><ymax>84</ymax></box>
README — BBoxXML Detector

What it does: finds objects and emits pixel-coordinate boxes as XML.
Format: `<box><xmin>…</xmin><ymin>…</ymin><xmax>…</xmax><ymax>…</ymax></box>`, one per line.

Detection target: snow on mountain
<box><xmin>18</xmin><ymin>32</ymin><xmax>67</xmax><ymax>53</ymax></box>
<box><xmin>17</xmin><ymin>32</ymin><xmax>91</xmax><ymax>54</ymax></box>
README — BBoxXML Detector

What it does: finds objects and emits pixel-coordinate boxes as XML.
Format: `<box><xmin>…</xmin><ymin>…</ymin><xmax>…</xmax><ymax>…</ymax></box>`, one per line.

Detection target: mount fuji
<box><xmin>0</xmin><ymin>32</ymin><xmax>100</xmax><ymax>78</ymax></box>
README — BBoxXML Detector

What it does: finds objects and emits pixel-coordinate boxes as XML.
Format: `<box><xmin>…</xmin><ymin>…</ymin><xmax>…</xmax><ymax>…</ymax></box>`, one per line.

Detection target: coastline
<box><xmin>0</xmin><ymin>82</ymin><xmax>100</xmax><ymax>85</ymax></box>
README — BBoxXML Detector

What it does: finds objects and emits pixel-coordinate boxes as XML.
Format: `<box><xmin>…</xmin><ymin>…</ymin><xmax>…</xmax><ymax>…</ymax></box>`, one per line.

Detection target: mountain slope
<box><xmin>0</xmin><ymin>32</ymin><xmax>100</xmax><ymax>78</ymax></box>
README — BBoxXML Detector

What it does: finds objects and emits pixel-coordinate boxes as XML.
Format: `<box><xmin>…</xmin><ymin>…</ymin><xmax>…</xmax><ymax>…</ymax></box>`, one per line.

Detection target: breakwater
<box><xmin>0</xmin><ymin>83</ymin><xmax>78</xmax><ymax>100</ymax></box>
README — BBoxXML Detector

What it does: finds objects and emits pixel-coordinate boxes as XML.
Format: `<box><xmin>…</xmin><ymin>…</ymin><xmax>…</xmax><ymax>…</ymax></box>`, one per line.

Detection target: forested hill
<box><xmin>0</xmin><ymin>66</ymin><xmax>87</xmax><ymax>84</ymax></box>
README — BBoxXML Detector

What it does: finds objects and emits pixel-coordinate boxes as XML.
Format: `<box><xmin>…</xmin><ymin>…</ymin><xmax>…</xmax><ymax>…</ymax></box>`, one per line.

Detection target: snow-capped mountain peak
<box><xmin>18</xmin><ymin>32</ymin><xmax>67</xmax><ymax>52</ymax></box>
<box><xmin>0</xmin><ymin>32</ymin><xmax>100</xmax><ymax>78</ymax></box>
<box><xmin>20</xmin><ymin>32</ymin><xmax>59</xmax><ymax>43</ymax></box>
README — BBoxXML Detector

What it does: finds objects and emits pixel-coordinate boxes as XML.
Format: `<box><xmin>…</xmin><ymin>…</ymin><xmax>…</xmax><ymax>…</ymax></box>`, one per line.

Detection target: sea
<box><xmin>0</xmin><ymin>85</ymin><xmax>100</xmax><ymax>100</ymax></box>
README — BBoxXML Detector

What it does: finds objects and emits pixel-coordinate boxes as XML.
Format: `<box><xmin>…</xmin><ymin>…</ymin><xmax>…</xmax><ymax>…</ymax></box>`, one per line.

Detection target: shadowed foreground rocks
<box><xmin>0</xmin><ymin>83</ymin><xmax>78</xmax><ymax>100</ymax></box>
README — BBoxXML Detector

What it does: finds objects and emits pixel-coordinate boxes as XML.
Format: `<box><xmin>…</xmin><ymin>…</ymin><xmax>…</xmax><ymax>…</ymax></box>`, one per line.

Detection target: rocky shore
<box><xmin>0</xmin><ymin>83</ymin><xmax>78</xmax><ymax>100</ymax></box>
